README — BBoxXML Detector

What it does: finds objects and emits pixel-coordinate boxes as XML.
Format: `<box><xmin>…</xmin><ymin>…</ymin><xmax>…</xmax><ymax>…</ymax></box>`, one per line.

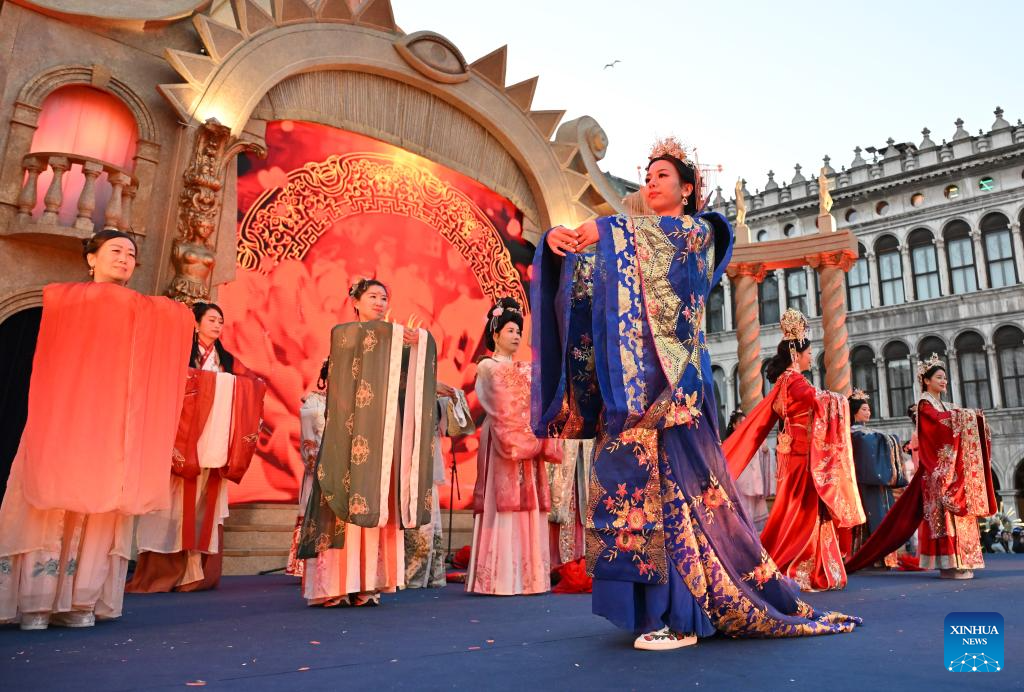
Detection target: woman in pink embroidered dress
<box><xmin>466</xmin><ymin>298</ymin><xmax>561</xmax><ymax>595</ymax></box>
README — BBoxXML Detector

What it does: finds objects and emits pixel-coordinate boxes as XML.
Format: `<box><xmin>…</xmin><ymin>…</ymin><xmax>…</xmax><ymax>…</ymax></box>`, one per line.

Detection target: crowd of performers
<box><xmin>0</xmin><ymin>137</ymin><xmax>998</xmax><ymax>653</ymax></box>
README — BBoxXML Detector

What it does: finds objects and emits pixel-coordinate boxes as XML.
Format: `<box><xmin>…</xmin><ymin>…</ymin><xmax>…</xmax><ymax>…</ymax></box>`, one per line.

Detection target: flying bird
<box><xmin>604</xmin><ymin>60</ymin><xmax>621</xmax><ymax>69</ymax></box>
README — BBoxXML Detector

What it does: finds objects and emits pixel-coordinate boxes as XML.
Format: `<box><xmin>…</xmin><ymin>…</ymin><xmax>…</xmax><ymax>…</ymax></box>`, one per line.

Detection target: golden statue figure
<box><xmin>735</xmin><ymin>178</ymin><xmax>746</xmax><ymax>227</ymax></box>
<box><xmin>818</xmin><ymin>167</ymin><xmax>833</xmax><ymax>216</ymax></box>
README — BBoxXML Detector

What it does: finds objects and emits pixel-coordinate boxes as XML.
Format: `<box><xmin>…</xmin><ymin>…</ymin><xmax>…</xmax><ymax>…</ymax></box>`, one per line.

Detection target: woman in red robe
<box><xmin>723</xmin><ymin>309</ymin><xmax>864</xmax><ymax>592</ymax></box>
<box><xmin>846</xmin><ymin>355</ymin><xmax>996</xmax><ymax>578</ymax></box>
<box><xmin>128</xmin><ymin>302</ymin><xmax>266</xmax><ymax>593</ymax></box>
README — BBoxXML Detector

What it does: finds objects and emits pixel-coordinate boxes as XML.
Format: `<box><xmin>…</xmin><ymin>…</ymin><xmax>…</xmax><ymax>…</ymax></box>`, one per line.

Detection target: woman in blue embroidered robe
<box><xmin>849</xmin><ymin>394</ymin><xmax>907</xmax><ymax>565</ymax></box>
<box><xmin>531</xmin><ymin>140</ymin><xmax>861</xmax><ymax>650</ymax></box>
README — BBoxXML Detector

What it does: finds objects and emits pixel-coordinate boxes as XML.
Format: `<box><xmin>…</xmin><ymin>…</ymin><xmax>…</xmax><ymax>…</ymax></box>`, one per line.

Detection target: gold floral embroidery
<box><xmin>349</xmin><ymin>493</ymin><xmax>369</xmax><ymax>516</ymax></box>
<box><xmin>351</xmin><ymin>435</ymin><xmax>370</xmax><ymax>465</ymax></box>
<box><xmin>351</xmin><ymin>357</ymin><xmax>361</xmax><ymax>379</ymax></box>
<box><xmin>355</xmin><ymin>380</ymin><xmax>373</xmax><ymax>408</ymax></box>
<box><xmin>342</xmin><ymin>470</ymin><xmax>351</xmax><ymax>492</ymax></box>
<box><xmin>362</xmin><ymin>329</ymin><xmax>378</xmax><ymax>352</ymax></box>
<box><xmin>346</xmin><ymin>413</ymin><xmax>355</xmax><ymax>435</ymax></box>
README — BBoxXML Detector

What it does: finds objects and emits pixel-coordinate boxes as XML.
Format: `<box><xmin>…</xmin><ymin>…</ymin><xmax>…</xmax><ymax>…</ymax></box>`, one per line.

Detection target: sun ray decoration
<box><xmin>159</xmin><ymin>0</ymin><xmax>609</xmax><ymax>229</ymax></box>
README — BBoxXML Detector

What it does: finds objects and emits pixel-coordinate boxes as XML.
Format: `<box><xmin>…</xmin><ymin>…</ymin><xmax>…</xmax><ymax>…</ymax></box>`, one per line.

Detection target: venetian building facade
<box><xmin>703</xmin><ymin>109</ymin><xmax>1024</xmax><ymax>516</ymax></box>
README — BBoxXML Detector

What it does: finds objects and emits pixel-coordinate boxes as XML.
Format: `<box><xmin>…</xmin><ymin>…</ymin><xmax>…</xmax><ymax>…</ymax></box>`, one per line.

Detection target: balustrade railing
<box><xmin>16</xmin><ymin>151</ymin><xmax>138</xmax><ymax>234</ymax></box>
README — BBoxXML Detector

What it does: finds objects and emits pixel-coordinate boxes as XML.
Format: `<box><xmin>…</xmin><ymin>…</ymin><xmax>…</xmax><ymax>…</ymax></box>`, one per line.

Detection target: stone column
<box><xmin>996</xmin><ymin>489</ymin><xmax>1016</xmax><ymax>514</ymax></box>
<box><xmin>985</xmin><ymin>344</ymin><xmax>1004</xmax><ymax>409</ymax></box>
<box><xmin>805</xmin><ymin>266</ymin><xmax>818</xmax><ymax>316</ymax></box>
<box><xmin>875</xmin><ymin>356</ymin><xmax>890</xmax><ymax>419</ymax></box>
<box><xmin>722</xmin><ymin>280</ymin><xmax>733</xmax><ymax>332</ymax></box>
<box><xmin>970</xmin><ymin>230</ymin><xmax>989</xmax><ymax>290</ymax></box>
<box><xmin>934</xmin><ymin>238</ymin><xmax>951</xmax><ymax>296</ymax></box>
<box><xmin>727</xmin><ymin>262</ymin><xmax>767</xmax><ymax>412</ymax></box>
<box><xmin>899</xmin><ymin>246</ymin><xmax>914</xmax><ymax>302</ymax></box>
<box><xmin>776</xmin><ymin>269</ymin><xmax>788</xmax><ymax>312</ymax></box>
<box><xmin>1010</xmin><ymin>222</ymin><xmax>1024</xmax><ymax>284</ymax></box>
<box><xmin>811</xmin><ymin>250</ymin><xmax>857</xmax><ymax>395</ymax></box>
<box><xmin>947</xmin><ymin>351</ymin><xmax>963</xmax><ymax>405</ymax></box>
<box><xmin>866</xmin><ymin>251</ymin><xmax>880</xmax><ymax>308</ymax></box>
<box><xmin>724</xmin><ymin>363</ymin><xmax>737</xmax><ymax>414</ymax></box>
<box><xmin>908</xmin><ymin>353</ymin><xmax>920</xmax><ymax>402</ymax></box>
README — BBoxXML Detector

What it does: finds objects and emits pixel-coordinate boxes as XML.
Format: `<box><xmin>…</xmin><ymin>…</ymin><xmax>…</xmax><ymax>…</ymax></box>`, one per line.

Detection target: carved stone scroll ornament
<box><xmin>166</xmin><ymin>118</ymin><xmax>266</xmax><ymax>304</ymax></box>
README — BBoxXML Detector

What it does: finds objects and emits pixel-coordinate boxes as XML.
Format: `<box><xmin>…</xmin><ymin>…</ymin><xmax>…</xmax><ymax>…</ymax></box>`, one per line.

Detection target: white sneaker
<box><xmin>633</xmin><ymin>626</ymin><xmax>698</xmax><ymax>651</ymax></box>
<box><xmin>939</xmin><ymin>569</ymin><xmax>974</xmax><ymax>580</ymax></box>
<box><xmin>50</xmin><ymin>610</ymin><xmax>96</xmax><ymax>627</ymax></box>
<box><xmin>19</xmin><ymin>612</ymin><xmax>50</xmax><ymax>631</ymax></box>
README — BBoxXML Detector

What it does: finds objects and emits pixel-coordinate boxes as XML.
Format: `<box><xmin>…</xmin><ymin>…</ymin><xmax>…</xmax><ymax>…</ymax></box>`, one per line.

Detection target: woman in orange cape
<box><xmin>846</xmin><ymin>355</ymin><xmax>996</xmax><ymax>578</ymax></box>
<box><xmin>723</xmin><ymin>309</ymin><xmax>864</xmax><ymax>591</ymax></box>
<box><xmin>0</xmin><ymin>230</ymin><xmax>192</xmax><ymax>630</ymax></box>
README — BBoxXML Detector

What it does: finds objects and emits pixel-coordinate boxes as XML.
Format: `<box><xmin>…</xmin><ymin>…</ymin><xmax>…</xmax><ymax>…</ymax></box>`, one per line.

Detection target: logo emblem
<box><xmin>945</xmin><ymin>612</ymin><xmax>1003</xmax><ymax>672</ymax></box>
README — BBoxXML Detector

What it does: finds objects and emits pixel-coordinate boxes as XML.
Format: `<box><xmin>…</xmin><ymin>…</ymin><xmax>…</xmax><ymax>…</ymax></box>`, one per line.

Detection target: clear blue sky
<box><xmin>393</xmin><ymin>0</ymin><xmax>1024</xmax><ymax>197</ymax></box>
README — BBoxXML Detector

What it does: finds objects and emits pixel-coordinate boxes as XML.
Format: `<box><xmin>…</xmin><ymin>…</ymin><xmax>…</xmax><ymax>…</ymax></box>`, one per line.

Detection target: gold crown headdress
<box><xmin>649</xmin><ymin>136</ymin><xmax>695</xmax><ymax>167</ymax></box>
<box><xmin>780</xmin><ymin>308</ymin><xmax>808</xmax><ymax>342</ymax></box>
<box><xmin>850</xmin><ymin>388</ymin><xmax>869</xmax><ymax>401</ymax></box>
<box><xmin>916</xmin><ymin>353</ymin><xmax>945</xmax><ymax>379</ymax></box>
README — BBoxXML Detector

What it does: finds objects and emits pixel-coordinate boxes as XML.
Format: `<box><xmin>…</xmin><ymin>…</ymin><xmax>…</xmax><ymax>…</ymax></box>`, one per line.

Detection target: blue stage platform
<box><xmin>2</xmin><ymin>556</ymin><xmax>1020</xmax><ymax>691</ymax></box>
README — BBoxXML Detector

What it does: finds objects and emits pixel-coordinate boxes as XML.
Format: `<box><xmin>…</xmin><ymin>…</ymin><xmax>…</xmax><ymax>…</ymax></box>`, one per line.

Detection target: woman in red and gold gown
<box><xmin>847</xmin><ymin>355</ymin><xmax>996</xmax><ymax>579</ymax></box>
<box><xmin>723</xmin><ymin>309</ymin><xmax>864</xmax><ymax>592</ymax></box>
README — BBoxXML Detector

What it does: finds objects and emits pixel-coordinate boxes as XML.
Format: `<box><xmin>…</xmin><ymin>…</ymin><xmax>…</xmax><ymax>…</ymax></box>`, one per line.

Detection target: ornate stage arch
<box><xmin>237</xmin><ymin>147</ymin><xmax>527</xmax><ymax>310</ymax></box>
<box><xmin>219</xmin><ymin>120</ymin><xmax>533</xmax><ymax>506</ymax></box>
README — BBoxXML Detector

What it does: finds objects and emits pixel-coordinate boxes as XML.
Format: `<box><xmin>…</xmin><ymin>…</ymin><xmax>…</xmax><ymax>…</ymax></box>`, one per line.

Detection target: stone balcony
<box><xmin>0</xmin><ymin>150</ymin><xmax>138</xmax><ymax>248</ymax></box>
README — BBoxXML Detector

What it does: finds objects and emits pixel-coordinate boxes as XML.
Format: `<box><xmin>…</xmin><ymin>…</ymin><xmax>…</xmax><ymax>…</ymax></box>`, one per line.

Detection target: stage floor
<box><xmin>2</xmin><ymin>556</ymin><xmax>1020</xmax><ymax>691</ymax></box>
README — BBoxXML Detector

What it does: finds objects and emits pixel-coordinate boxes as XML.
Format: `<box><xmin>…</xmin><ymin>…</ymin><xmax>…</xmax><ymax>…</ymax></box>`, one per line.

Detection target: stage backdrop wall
<box><xmin>220</xmin><ymin>120</ymin><xmax>534</xmax><ymax>507</ymax></box>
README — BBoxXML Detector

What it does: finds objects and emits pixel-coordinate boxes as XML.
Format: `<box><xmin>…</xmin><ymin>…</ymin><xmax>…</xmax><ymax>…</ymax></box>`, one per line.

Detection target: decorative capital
<box><xmin>808</xmin><ymin>249</ymin><xmax>857</xmax><ymax>273</ymax></box>
<box><xmin>727</xmin><ymin>262</ymin><xmax>768</xmax><ymax>283</ymax></box>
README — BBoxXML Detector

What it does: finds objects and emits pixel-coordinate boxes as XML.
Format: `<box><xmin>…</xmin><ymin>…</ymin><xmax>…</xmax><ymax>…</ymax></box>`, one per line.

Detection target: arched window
<box><xmin>917</xmin><ymin>335</ymin><xmax>948</xmax><ymax>363</ymax></box>
<box><xmin>884</xmin><ymin>341</ymin><xmax>913</xmax><ymax>419</ymax></box>
<box><xmin>850</xmin><ymin>346</ymin><xmax>877</xmax><ymax>406</ymax></box>
<box><xmin>955</xmin><ymin>332</ymin><xmax>992</xmax><ymax>409</ymax></box>
<box><xmin>757</xmin><ymin>230</ymin><xmax>769</xmax><ymax>242</ymax></box>
<box><xmin>712</xmin><ymin>366</ymin><xmax>727</xmax><ymax>431</ymax></box>
<box><xmin>995</xmin><ymin>325</ymin><xmax>1024</xmax><ymax>408</ymax></box>
<box><xmin>875</xmin><ymin>235</ymin><xmax>904</xmax><ymax>305</ymax></box>
<box><xmin>908</xmin><ymin>228</ymin><xmax>941</xmax><ymax>300</ymax></box>
<box><xmin>785</xmin><ymin>269</ymin><xmax>807</xmax><ymax>316</ymax></box>
<box><xmin>29</xmin><ymin>85</ymin><xmax>139</xmax><ymax>227</ymax></box>
<box><xmin>783</xmin><ymin>223</ymin><xmax>797</xmax><ymax>237</ymax></box>
<box><xmin>980</xmin><ymin>212</ymin><xmax>1018</xmax><ymax>288</ymax></box>
<box><xmin>706</xmin><ymin>284</ymin><xmax>725</xmax><ymax>334</ymax></box>
<box><xmin>943</xmin><ymin>220</ymin><xmax>978</xmax><ymax>294</ymax></box>
<box><xmin>846</xmin><ymin>243</ymin><xmax>871</xmax><ymax>312</ymax></box>
<box><xmin>844</xmin><ymin>209</ymin><xmax>859</xmax><ymax>223</ymax></box>
<box><xmin>758</xmin><ymin>273</ymin><xmax>780</xmax><ymax>326</ymax></box>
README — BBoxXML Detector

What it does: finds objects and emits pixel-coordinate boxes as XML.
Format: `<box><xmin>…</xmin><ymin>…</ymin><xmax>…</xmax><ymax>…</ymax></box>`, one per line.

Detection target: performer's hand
<box><xmin>546</xmin><ymin>225</ymin><xmax>578</xmax><ymax>256</ymax></box>
<box><xmin>574</xmin><ymin>220</ymin><xmax>599</xmax><ymax>250</ymax></box>
<box><xmin>403</xmin><ymin>328</ymin><xmax>420</xmax><ymax>345</ymax></box>
<box><xmin>436</xmin><ymin>382</ymin><xmax>457</xmax><ymax>398</ymax></box>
